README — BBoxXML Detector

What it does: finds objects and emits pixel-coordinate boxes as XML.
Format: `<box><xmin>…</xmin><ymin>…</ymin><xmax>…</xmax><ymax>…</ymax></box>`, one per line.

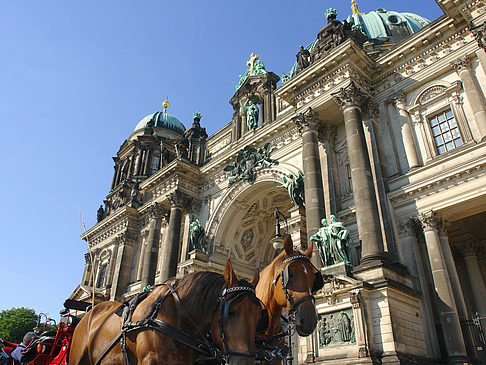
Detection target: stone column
<box><xmin>140</xmin><ymin>203</ymin><xmax>166</xmax><ymax>289</ymax></box>
<box><xmin>418</xmin><ymin>211</ymin><xmax>468</xmax><ymax>362</ymax></box>
<box><xmin>331</xmin><ymin>82</ymin><xmax>386</xmax><ymax>265</ymax></box>
<box><xmin>362</xmin><ymin>103</ymin><xmax>396</xmax><ymax>258</ymax></box>
<box><xmin>439</xmin><ymin>227</ymin><xmax>468</xmax><ymax>319</ymax></box>
<box><xmin>291</xmin><ymin>107</ymin><xmax>326</xmax><ymax>254</ymax></box>
<box><xmin>158</xmin><ymin>190</ymin><xmax>189</xmax><ymax>282</ymax></box>
<box><xmin>397</xmin><ymin>218</ymin><xmax>441</xmax><ymax>358</ymax></box>
<box><xmin>451</xmin><ymin>56</ymin><xmax>486</xmax><ymax>141</ymax></box>
<box><xmin>110</xmin><ymin>232</ymin><xmax>136</xmax><ymax>301</ymax></box>
<box><xmin>392</xmin><ymin>93</ymin><xmax>421</xmax><ymax>169</ymax></box>
<box><xmin>462</xmin><ymin>243</ymin><xmax>486</xmax><ymax>315</ymax></box>
<box><xmin>317</xmin><ymin>122</ymin><xmax>338</xmax><ymax>217</ymax></box>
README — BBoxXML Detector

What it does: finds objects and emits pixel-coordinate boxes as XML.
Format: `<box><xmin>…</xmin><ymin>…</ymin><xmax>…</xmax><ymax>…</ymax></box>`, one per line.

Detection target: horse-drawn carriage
<box><xmin>0</xmin><ymin>300</ymin><xmax>89</xmax><ymax>365</ymax></box>
<box><xmin>2</xmin><ymin>235</ymin><xmax>324</xmax><ymax>365</ymax></box>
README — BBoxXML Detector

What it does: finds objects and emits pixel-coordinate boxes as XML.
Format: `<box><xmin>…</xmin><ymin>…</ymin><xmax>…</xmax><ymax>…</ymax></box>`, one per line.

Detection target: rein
<box><xmin>93</xmin><ymin>280</ymin><xmax>260</xmax><ymax>365</ymax></box>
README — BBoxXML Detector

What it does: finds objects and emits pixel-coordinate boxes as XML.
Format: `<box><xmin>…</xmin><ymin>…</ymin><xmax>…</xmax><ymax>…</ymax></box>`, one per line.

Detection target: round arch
<box><xmin>206</xmin><ymin>165</ymin><xmax>299</xmax><ymax>269</ymax></box>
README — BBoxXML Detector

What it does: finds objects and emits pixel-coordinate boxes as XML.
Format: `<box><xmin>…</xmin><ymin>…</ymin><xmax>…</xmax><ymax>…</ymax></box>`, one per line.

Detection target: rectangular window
<box><xmin>96</xmin><ymin>264</ymin><xmax>107</xmax><ymax>288</ymax></box>
<box><xmin>428</xmin><ymin>110</ymin><xmax>463</xmax><ymax>155</ymax></box>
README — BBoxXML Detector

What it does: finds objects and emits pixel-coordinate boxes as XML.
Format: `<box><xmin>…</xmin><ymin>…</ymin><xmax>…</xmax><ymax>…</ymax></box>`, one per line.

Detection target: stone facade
<box><xmin>71</xmin><ymin>0</ymin><xmax>486</xmax><ymax>363</ymax></box>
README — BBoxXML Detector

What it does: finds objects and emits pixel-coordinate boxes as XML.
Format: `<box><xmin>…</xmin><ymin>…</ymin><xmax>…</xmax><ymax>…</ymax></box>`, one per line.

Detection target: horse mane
<box><xmin>173</xmin><ymin>271</ymin><xmax>226</xmax><ymax>318</ymax></box>
<box><xmin>257</xmin><ymin>250</ymin><xmax>292</xmax><ymax>305</ymax></box>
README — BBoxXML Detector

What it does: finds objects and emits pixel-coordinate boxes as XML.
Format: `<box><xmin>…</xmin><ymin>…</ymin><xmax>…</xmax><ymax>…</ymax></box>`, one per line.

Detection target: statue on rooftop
<box><xmin>296</xmin><ymin>46</ymin><xmax>311</xmax><ymax>71</ymax></box>
<box><xmin>96</xmin><ymin>205</ymin><xmax>104</xmax><ymax>223</ymax></box>
<box><xmin>317</xmin><ymin>8</ymin><xmax>346</xmax><ymax>52</ymax></box>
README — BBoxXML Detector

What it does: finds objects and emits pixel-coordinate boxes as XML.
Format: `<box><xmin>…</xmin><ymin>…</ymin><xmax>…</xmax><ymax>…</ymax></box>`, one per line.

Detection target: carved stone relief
<box><xmin>318</xmin><ymin>308</ymin><xmax>356</xmax><ymax>348</ymax></box>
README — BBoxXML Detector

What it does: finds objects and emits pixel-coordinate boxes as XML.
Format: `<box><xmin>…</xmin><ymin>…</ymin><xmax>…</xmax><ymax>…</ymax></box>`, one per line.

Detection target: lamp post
<box><xmin>271</xmin><ymin>207</ymin><xmax>288</xmax><ymax>250</ymax></box>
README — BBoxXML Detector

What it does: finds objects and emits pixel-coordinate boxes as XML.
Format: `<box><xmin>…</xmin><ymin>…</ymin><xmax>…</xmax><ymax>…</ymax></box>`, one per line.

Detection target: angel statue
<box><xmin>239</xmin><ymin>100</ymin><xmax>259</xmax><ymax>130</ymax></box>
<box><xmin>189</xmin><ymin>219</ymin><xmax>205</xmax><ymax>253</ymax></box>
<box><xmin>278</xmin><ymin>170</ymin><xmax>305</xmax><ymax>208</ymax></box>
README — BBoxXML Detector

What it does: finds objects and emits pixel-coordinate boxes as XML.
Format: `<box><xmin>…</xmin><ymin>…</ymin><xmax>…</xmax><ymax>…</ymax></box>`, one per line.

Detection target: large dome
<box><xmin>346</xmin><ymin>7</ymin><xmax>431</xmax><ymax>43</ymax></box>
<box><xmin>134</xmin><ymin>111</ymin><xmax>186</xmax><ymax>135</ymax></box>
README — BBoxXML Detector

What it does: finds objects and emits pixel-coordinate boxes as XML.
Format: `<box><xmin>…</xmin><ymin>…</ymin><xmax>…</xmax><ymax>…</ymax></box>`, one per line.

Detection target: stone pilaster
<box><xmin>392</xmin><ymin>92</ymin><xmax>421</xmax><ymax>169</ymax></box>
<box><xmin>397</xmin><ymin>217</ymin><xmax>441</xmax><ymax>358</ymax></box>
<box><xmin>462</xmin><ymin>243</ymin><xmax>486</xmax><ymax>315</ymax></box>
<box><xmin>292</xmin><ymin>107</ymin><xmax>326</xmax><ymax>262</ymax></box>
<box><xmin>158</xmin><ymin>190</ymin><xmax>191</xmax><ymax>282</ymax></box>
<box><xmin>110</xmin><ymin>232</ymin><xmax>136</xmax><ymax>300</ymax></box>
<box><xmin>451</xmin><ymin>55</ymin><xmax>486</xmax><ymax>141</ymax></box>
<box><xmin>140</xmin><ymin>203</ymin><xmax>166</xmax><ymax>289</ymax></box>
<box><xmin>317</xmin><ymin>122</ymin><xmax>338</xmax><ymax>217</ymax></box>
<box><xmin>418</xmin><ymin>211</ymin><xmax>468</xmax><ymax>363</ymax></box>
<box><xmin>331</xmin><ymin>82</ymin><xmax>386</xmax><ymax>266</ymax></box>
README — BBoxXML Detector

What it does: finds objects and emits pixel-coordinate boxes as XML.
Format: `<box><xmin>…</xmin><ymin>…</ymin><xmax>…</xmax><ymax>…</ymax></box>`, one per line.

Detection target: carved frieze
<box><xmin>318</xmin><ymin>308</ymin><xmax>356</xmax><ymax>348</ymax></box>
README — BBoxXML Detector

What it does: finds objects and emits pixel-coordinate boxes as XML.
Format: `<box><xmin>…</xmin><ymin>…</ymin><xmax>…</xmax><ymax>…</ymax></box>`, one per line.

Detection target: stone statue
<box><xmin>310</xmin><ymin>215</ymin><xmax>350</xmax><ymax>266</ymax></box>
<box><xmin>176</xmin><ymin>135</ymin><xmax>189</xmax><ymax>157</ymax></box>
<box><xmin>240</xmin><ymin>100</ymin><xmax>259</xmax><ymax>130</ymax></box>
<box><xmin>278</xmin><ymin>171</ymin><xmax>305</xmax><ymax>208</ymax></box>
<box><xmin>96</xmin><ymin>205</ymin><xmax>104</xmax><ymax>223</ymax></box>
<box><xmin>317</xmin><ymin>8</ymin><xmax>346</xmax><ymax>52</ymax></box>
<box><xmin>296</xmin><ymin>45</ymin><xmax>311</xmax><ymax>71</ymax></box>
<box><xmin>189</xmin><ymin>219</ymin><xmax>205</xmax><ymax>252</ymax></box>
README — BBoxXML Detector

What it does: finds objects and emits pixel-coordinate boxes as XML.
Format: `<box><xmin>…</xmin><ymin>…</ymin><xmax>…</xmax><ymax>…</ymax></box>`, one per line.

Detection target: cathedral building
<box><xmin>70</xmin><ymin>0</ymin><xmax>486</xmax><ymax>363</ymax></box>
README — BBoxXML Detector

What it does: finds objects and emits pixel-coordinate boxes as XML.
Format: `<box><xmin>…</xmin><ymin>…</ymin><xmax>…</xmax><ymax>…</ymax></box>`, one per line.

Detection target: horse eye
<box><xmin>288</xmin><ymin>270</ymin><xmax>296</xmax><ymax>279</ymax></box>
<box><xmin>228</xmin><ymin>308</ymin><xmax>238</xmax><ymax>317</ymax></box>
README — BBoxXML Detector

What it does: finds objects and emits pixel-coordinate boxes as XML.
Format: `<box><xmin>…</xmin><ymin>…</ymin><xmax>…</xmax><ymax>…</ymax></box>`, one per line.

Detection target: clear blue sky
<box><xmin>0</xmin><ymin>1</ymin><xmax>443</xmax><ymax>321</ymax></box>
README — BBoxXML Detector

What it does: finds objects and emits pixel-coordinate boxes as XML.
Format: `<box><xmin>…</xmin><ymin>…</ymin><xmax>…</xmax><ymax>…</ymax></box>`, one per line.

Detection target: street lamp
<box><xmin>270</xmin><ymin>207</ymin><xmax>289</xmax><ymax>250</ymax></box>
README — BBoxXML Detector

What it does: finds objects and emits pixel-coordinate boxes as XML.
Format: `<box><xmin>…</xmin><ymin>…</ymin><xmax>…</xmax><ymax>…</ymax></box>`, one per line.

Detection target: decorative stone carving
<box><xmin>450</xmin><ymin>55</ymin><xmax>471</xmax><ymax>73</ymax></box>
<box><xmin>350</xmin><ymin>290</ymin><xmax>360</xmax><ymax>309</ymax></box>
<box><xmin>397</xmin><ymin>217</ymin><xmax>423</xmax><ymax>238</ymax></box>
<box><xmin>471</xmin><ymin>21</ymin><xmax>486</xmax><ymax>50</ymax></box>
<box><xmin>418</xmin><ymin>211</ymin><xmax>444</xmax><ymax>231</ymax></box>
<box><xmin>167</xmin><ymin>190</ymin><xmax>192</xmax><ymax>210</ymax></box>
<box><xmin>277</xmin><ymin>170</ymin><xmax>305</xmax><ymax>208</ymax></box>
<box><xmin>223</xmin><ymin>143</ymin><xmax>278</xmax><ymax>186</ymax></box>
<box><xmin>147</xmin><ymin>202</ymin><xmax>165</xmax><ymax>220</ymax></box>
<box><xmin>317</xmin><ymin>122</ymin><xmax>337</xmax><ymax>144</ymax></box>
<box><xmin>235</xmin><ymin>53</ymin><xmax>268</xmax><ymax>91</ymax></box>
<box><xmin>318</xmin><ymin>308</ymin><xmax>355</xmax><ymax>348</ymax></box>
<box><xmin>418</xmin><ymin>85</ymin><xmax>447</xmax><ymax>104</ymax></box>
<box><xmin>291</xmin><ymin>107</ymin><xmax>320</xmax><ymax>134</ymax></box>
<box><xmin>331</xmin><ymin>81</ymin><xmax>367</xmax><ymax>110</ymax></box>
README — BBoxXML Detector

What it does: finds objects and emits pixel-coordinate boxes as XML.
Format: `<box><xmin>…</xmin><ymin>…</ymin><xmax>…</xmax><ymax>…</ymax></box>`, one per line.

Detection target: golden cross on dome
<box><xmin>246</xmin><ymin>52</ymin><xmax>259</xmax><ymax>71</ymax></box>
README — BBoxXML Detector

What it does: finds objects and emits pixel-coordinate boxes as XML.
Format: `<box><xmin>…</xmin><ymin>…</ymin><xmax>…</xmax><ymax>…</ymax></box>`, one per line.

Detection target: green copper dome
<box><xmin>346</xmin><ymin>8</ymin><xmax>430</xmax><ymax>43</ymax></box>
<box><xmin>134</xmin><ymin>111</ymin><xmax>186</xmax><ymax>135</ymax></box>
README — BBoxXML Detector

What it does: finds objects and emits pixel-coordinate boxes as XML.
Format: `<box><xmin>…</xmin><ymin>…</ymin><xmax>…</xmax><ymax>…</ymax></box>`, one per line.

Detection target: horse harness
<box><xmin>273</xmin><ymin>252</ymin><xmax>324</xmax><ymax>315</ymax></box>
<box><xmin>93</xmin><ymin>279</ymin><xmax>269</xmax><ymax>365</ymax></box>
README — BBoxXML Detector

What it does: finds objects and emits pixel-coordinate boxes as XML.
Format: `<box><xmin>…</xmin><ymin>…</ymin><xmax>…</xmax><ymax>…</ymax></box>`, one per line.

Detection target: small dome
<box><xmin>346</xmin><ymin>8</ymin><xmax>430</xmax><ymax>43</ymax></box>
<box><xmin>134</xmin><ymin>111</ymin><xmax>185</xmax><ymax>135</ymax></box>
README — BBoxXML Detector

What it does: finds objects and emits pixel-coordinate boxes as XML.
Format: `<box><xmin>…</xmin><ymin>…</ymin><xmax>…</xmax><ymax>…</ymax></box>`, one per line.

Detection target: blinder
<box><xmin>281</xmin><ymin>253</ymin><xmax>324</xmax><ymax>294</ymax></box>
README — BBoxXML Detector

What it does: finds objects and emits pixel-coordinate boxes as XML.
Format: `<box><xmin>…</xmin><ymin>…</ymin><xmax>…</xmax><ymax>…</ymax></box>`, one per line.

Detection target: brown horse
<box><xmin>69</xmin><ymin>260</ymin><xmax>264</xmax><ymax>365</ymax></box>
<box><xmin>256</xmin><ymin>235</ymin><xmax>323</xmax><ymax>341</ymax></box>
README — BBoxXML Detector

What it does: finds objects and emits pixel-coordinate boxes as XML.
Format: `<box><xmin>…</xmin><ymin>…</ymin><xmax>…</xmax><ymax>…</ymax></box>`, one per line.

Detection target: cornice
<box><xmin>388</xmin><ymin>154</ymin><xmax>486</xmax><ymax>207</ymax></box>
<box><xmin>80</xmin><ymin>206</ymin><xmax>139</xmax><ymax>247</ymax></box>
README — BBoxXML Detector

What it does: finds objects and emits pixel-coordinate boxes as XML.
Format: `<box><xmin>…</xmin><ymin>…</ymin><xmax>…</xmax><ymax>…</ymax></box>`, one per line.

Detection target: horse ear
<box><xmin>283</xmin><ymin>235</ymin><xmax>294</xmax><ymax>255</ymax></box>
<box><xmin>304</xmin><ymin>241</ymin><xmax>314</xmax><ymax>258</ymax></box>
<box><xmin>250</xmin><ymin>268</ymin><xmax>259</xmax><ymax>288</ymax></box>
<box><xmin>224</xmin><ymin>259</ymin><xmax>238</xmax><ymax>286</ymax></box>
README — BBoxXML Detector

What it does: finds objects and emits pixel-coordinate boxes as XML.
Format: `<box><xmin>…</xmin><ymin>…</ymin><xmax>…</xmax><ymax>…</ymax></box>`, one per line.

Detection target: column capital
<box><xmin>167</xmin><ymin>190</ymin><xmax>192</xmax><ymax>210</ymax></box>
<box><xmin>397</xmin><ymin>217</ymin><xmax>422</xmax><ymax>237</ymax></box>
<box><xmin>418</xmin><ymin>211</ymin><xmax>444</xmax><ymax>231</ymax></box>
<box><xmin>147</xmin><ymin>202</ymin><xmax>166</xmax><ymax>220</ymax></box>
<box><xmin>362</xmin><ymin>100</ymin><xmax>380</xmax><ymax>120</ymax></box>
<box><xmin>113</xmin><ymin>231</ymin><xmax>136</xmax><ymax>247</ymax></box>
<box><xmin>471</xmin><ymin>21</ymin><xmax>486</xmax><ymax>50</ymax></box>
<box><xmin>317</xmin><ymin>121</ymin><xmax>337</xmax><ymax>144</ymax></box>
<box><xmin>450</xmin><ymin>55</ymin><xmax>471</xmax><ymax>74</ymax></box>
<box><xmin>391</xmin><ymin>91</ymin><xmax>407</xmax><ymax>109</ymax></box>
<box><xmin>291</xmin><ymin>107</ymin><xmax>320</xmax><ymax>134</ymax></box>
<box><xmin>331</xmin><ymin>81</ymin><xmax>367</xmax><ymax>110</ymax></box>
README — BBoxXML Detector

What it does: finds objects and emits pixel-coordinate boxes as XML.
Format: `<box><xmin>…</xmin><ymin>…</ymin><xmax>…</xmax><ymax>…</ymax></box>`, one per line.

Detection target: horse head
<box><xmin>269</xmin><ymin>235</ymin><xmax>323</xmax><ymax>337</ymax></box>
<box><xmin>211</xmin><ymin>259</ymin><xmax>266</xmax><ymax>365</ymax></box>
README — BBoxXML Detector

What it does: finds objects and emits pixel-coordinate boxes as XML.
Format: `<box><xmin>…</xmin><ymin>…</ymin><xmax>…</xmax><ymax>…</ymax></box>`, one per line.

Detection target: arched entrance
<box><xmin>207</xmin><ymin>170</ymin><xmax>298</xmax><ymax>270</ymax></box>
